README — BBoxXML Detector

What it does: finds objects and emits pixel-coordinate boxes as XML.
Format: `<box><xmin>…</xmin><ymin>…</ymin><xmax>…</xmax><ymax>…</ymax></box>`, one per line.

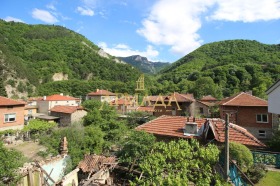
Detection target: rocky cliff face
<box><xmin>118</xmin><ymin>55</ymin><xmax>170</xmax><ymax>74</ymax></box>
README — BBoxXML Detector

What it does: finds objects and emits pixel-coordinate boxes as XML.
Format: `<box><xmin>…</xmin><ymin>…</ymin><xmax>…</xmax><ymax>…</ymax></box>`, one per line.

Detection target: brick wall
<box><xmin>219</xmin><ymin>105</ymin><xmax>272</xmax><ymax>139</ymax></box>
<box><xmin>0</xmin><ymin>105</ymin><xmax>25</xmax><ymax>131</ymax></box>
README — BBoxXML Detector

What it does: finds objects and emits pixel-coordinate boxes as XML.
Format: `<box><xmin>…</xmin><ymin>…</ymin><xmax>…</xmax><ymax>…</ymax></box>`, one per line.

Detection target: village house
<box><xmin>136</xmin><ymin>115</ymin><xmax>266</xmax><ymax>149</ymax></box>
<box><xmin>49</xmin><ymin>105</ymin><xmax>87</xmax><ymax>126</ymax></box>
<box><xmin>37</xmin><ymin>93</ymin><xmax>81</xmax><ymax>115</ymax></box>
<box><xmin>111</xmin><ymin>98</ymin><xmax>137</xmax><ymax>114</ymax></box>
<box><xmin>195</xmin><ymin>95</ymin><xmax>218</xmax><ymax>117</ymax></box>
<box><xmin>266</xmin><ymin>79</ymin><xmax>280</xmax><ymax>130</ymax></box>
<box><xmin>0</xmin><ymin>96</ymin><xmax>26</xmax><ymax>131</ymax></box>
<box><xmin>86</xmin><ymin>89</ymin><xmax>116</xmax><ymax>102</ymax></box>
<box><xmin>148</xmin><ymin>92</ymin><xmax>196</xmax><ymax>117</ymax></box>
<box><xmin>219</xmin><ymin>92</ymin><xmax>272</xmax><ymax>140</ymax></box>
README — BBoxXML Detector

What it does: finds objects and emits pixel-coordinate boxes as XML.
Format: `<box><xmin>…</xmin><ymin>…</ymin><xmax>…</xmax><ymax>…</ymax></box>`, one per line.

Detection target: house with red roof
<box><xmin>86</xmin><ymin>89</ymin><xmax>116</xmax><ymax>103</ymax></box>
<box><xmin>266</xmin><ymin>79</ymin><xmax>280</xmax><ymax>130</ymax></box>
<box><xmin>219</xmin><ymin>92</ymin><xmax>272</xmax><ymax>139</ymax></box>
<box><xmin>136</xmin><ymin>115</ymin><xmax>266</xmax><ymax>149</ymax></box>
<box><xmin>49</xmin><ymin>105</ymin><xmax>87</xmax><ymax>126</ymax></box>
<box><xmin>0</xmin><ymin>96</ymin><xmax>26</xmax><ymax>131</ymax></box>
<box><xmin>149</xmin><ymin>92</ymin><xmax>196</xmax><ymax>117</ymax></box>
<box><xmin>37</xmin><ymin>93</ymin><xmax>81</xmax><ymax>114</ymax></box>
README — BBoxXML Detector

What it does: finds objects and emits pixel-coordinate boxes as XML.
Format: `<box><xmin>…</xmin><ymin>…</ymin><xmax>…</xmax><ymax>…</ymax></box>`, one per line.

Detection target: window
<box><xmin>256</xmin><ymin>114</ymin><xmax>268</xmax><ymax>123</ymax></box>
<box><xmin>258</xmin><ymin>130</ymin><xmax>266</xmax><ymax>138</ymax></box>
<box><xmin>4</xmin><ymin>113</ymin><xmax>16</xmax><ymax>123</ymax></box>
<box><xmin>199</xmin><ymin>107</ymin><xmax>204</xmax><ymax>114</ymax></box>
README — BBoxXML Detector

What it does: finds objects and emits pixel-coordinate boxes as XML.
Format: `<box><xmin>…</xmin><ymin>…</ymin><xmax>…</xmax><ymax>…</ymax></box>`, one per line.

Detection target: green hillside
<box><xmin>157</xmin><ymin>40</ymin><xmax>280</xmax><ymax>98</ymax></box>
<box><xmin>0</xmin><ymin>20</ymin><xmax>141</xmax><ymax>97</ymax></box>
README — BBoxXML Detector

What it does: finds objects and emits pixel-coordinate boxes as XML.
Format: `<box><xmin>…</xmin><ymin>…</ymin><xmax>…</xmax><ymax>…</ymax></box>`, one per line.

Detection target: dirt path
<box><xmin>5</xmin><ymin>141</ymin><xmax>47</xmax><ymax>161</ymax></box>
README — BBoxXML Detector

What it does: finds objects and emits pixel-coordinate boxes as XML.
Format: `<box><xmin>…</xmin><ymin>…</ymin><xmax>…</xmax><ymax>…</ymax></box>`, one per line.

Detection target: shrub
<box><xmin>247</xmin><ymin>163</ymin><xmax>267</xmax><ymax>183</ymax></box>
<box><xmin>229</xmin><ymin>142</ymin><xmax>253</xmax><ymax>172</ymax></box>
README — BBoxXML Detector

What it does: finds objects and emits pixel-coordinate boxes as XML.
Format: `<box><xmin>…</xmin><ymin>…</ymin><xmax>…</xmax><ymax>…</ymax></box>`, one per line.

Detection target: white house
<box><xmin>37</xmin><ymin>94</ymin><xmax>81</xmax><ymax>114</ymax></box>
<box><xmin>266</xmin><ymin>79</ymin><xmax>280</xmax><ymax>130</ymax></box>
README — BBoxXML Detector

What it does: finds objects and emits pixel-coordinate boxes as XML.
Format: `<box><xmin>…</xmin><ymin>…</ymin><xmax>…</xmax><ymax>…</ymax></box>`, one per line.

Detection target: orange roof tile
<box><xmin>41</xmin><ymin>94</ymin><xmax>78</xmax><ymax>101</ymax></box>
<box><xmin>219</xmin><ymin>92</ymin><xmax>267</xmax><ymax>106</ymax></box>
<box><xmin>49</xmin><ymin>105</ymin><xmax>84</xmax><ymax>114</ymax></box>
<box><xmin>200</xmin><ymin>95</ymin><xmax>217</xmax><ymax>101</ymax></box>
<box><xmin>87</xmin><ymin>89</ymin><xmax>115</xmax><ymax>96</ymax></box>
<box><xmin>136</xmin><ymin>116</ymin><xmax>266</xmax><ymax>148</ymax></box>
<box><xmin>208</xmin><ymin>119</ymin><xmax>266</xmax><ymax>148</ymax></box>
<box><xmin>78</xmin><ymin>155</ymin><xmax>117</xmax><ymax>173</ymax></box>
<box><xmin>0</xmin><ymin>96</ymin><xmax>26</xmax><ymax>106</ymax></box>
<box><xmin>111</xmin><ymin>98</ymin><xmax>132</xmax><ymax>106</ymax></box>
<box><xmin>136</xmin><ymin>115</ymin><xmax>205</xmax><ymax>139</ymax></box>
<box><xmin>136</xmin><ymin>106</ymin><xmax>154</xmax><ymax>112</ymax></box>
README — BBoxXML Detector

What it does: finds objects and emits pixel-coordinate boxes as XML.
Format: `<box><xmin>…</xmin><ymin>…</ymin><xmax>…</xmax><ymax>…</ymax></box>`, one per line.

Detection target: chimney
<box><xmin>60</xmin><ymin>137</ymin><xmax>68</xmax><ymax>156</ymax></box>
<box><xmin>43</xmin><ymin>96</ymin><xmax>46</xmax><ymax>100</ymax></box>
<box><xmin>185</xmin><ymin>121</ymin><xmax>198</xmax><ymax>135</ymax></box>
<box><xmin>96</xmin><ymin>89</ymin><xmax>99</xmax><ymax>92</ymax></box>
<box><xmin>60</xmin><ymin>93</ymin><xmax>63</xmax><ymax>96</ymax></box>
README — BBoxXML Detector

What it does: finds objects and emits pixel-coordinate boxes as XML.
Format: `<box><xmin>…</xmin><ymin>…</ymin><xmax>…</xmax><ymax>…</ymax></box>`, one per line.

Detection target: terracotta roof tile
<box><xmin>136</xmin><ymin>106</ymin><xmax>154</xmax><ymax>112</ymax></box>
<box><xmin>0</xmin><ymin>96</ymin><xmax>26</xmax><ymax>106</ymax></box>
<box><xmin>219</xmin><ymin>92</ymin><xmax>267</xmax><ymax>106</ymax></box>
<box><xmin>49</xmin><ymin>105</ymin><xmax>84</xmax><ymax>114</ymax></box>
<box><xmin>136</xmin><ymin>116</ymin><xmax>266</xmax><ymax>148</ymax></box>
<box><xmin>111</xmin><ymin>98</ymin><xmax>132</xmax><ymax>106</ymax></box>
<box><xmin>200</xmin><ymin>95</ymin><xmax>217</xmax><ymax>101</ymax></box>
<box><xmin>78</xmin><ymin>155</ymin><xmax>117</xmax><ymax>173</ymax></box>
<box><xmin>208</xmin><ymin>119</ymin><xmax>266</xmax><ymax>148</ymax></box>
<box><xmin>136</xmin><ymin>115</ymin><xmax>205</xmax><ymax>139</ymax></box>
<box><xmin>40</xmin><ymin>94</ymin><xmax>78</xmax><ymax>101</ymax></box>
<box><xmin>87</xmin><ymin>89</ymin><xmax>115</xmax><ymax>96</ymax></box>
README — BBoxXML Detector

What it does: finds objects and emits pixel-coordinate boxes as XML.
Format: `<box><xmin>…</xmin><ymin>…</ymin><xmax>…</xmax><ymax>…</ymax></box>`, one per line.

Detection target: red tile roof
<box><xmin>170</xmin><ymin>92</ymin><xmax>195</xmax><ymax>102</ymax></box>
<box><xmin>197</xmin><ymin>100</ymin><xmax>216</xmax><ymax>107</ymax></box>
<box><xmin>40</xmin><ymin>94</ymin><xmax>78</xmax><ymax>101</ymax></box>
<box><xmin>0</xmin><ymin>96</ymin><xmax>26</xmax><ymax>106</ymax></box>
<box><xmin>111</xmin><ymin>98</ymin><xmax>132</xmax><ymax>106</ymax></box>
<box><xmin>87</xmin><ymin>89</ymin><xmax>115</xmax><ymax>96</ymax></box>
<box><xmin>49</xmin><ymin>105</ymin><xmax>84</xmax><ymax>114</ymax></box>
<box><xmin>136</xmin><ymin>106</ymin><xmax>154</xmax><ymax>112</ymax></box>
<box><xmin>200</xmin><ymin>95</ymin><xmax>217</xmax><ymax>101</ymax></box>
<box><xmin>136</xmin><ymin>116</ymin><xmax>266</xmax><ymax>148</ymax></box>
<box><xmin>78</xmin><ymin>155</ymin><xmax>117</xmax><ymax>173</ymax></box>
<box><xmin>207</xmin><ymin>119</ymin><xmax>266</xmax><ymax>148</ymax></box>
<box><xmin>219</xmin><ymin>92</ymin><xmax>267</xmax><ymax>106</ymax></box>
<box><xmin>136</xmin><ymin>115</ymin><xmax>205</xmax><ymax>139</ymax></box>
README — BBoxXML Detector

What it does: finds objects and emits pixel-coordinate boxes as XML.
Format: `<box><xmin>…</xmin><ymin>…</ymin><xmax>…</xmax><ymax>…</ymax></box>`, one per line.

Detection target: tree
<box><xmin>192</xmin><ymin>77</ymin><xmax>223</xmax><ymax>99</ymax></box>
<box><xmin>23</xmin><ymin>119</ymin><xmax>57</xmax><ymax>139</ymax></box>
<box><xmin>0</xmin><ymin>142</ymin><xmax>25</xmax><ymax>185</ymax></box>
<box><xmin>118</xmin><ymin>130</ymin><xmax>156</xmax><ymax>171</ymax></box>
<box><xmin>268</xmin><ymin>130</ymin><xmax>280</xmax><ymax>152</ymax></box>
<box><xmin>132</xmin><ymin>139</ymin><xmax>221</xmax><ymax>185</ymax></box>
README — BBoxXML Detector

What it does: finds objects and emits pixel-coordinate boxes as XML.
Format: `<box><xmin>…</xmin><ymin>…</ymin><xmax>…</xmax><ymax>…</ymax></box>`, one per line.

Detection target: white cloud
<box><xmin>138</xmin><ymin>0</ymin><xmax>280</xmax><ymax>55</ymax></box>
<box><xmin>4</xmin><ymin>16</ymin><xmax>24</xmax><ymax>23</ymax></box>
<box><xmin>77</xmin><ymin>6</ymin><xmax>94</xmax><ymax>16</ymax></box>
<box><xmin>32</xmin><ymin>8</ymin><xmax>58</xmax><ymax>24</ymax></box>
<box><xmin>98</xmin><ymin>42</ymin><xmax>159</xmax><ymax>61</ymax></box>
<box><xmin>46</xmin><ymin>3</ymin><xmax>56</xmax><ymax>11</ymax></box>
<box><xmin>210</xmin><ymin>0</ymin><xmax>280</xmax><ymax>22</ymax></box>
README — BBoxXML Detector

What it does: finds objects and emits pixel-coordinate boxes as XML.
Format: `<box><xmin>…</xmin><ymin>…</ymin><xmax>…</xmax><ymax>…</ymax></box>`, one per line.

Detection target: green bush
<box><xmin>247</xmin><ymin>163</ymin><xmax>267</xmax><ymax>183</ymax></box>
<box><xmin>223</xmin><ymin>142</ymin><xmax>254</xmax><ymax>172</ymax></box>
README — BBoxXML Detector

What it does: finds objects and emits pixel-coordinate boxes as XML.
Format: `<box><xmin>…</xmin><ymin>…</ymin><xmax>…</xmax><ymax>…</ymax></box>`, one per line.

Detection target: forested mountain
<box><xmin>119</xmin><ymin>55</ymin><xmax>169</xmax><ymax>74</ymax></box>
<box><xmin>0</xmin><ymin>20</ymin><xmax>141</xmax><ymax>98</ymax></box>
<box><xmin>156</xmin><ymin>40</ymin><xmax>280</xmax><ymax>99</ymax></box>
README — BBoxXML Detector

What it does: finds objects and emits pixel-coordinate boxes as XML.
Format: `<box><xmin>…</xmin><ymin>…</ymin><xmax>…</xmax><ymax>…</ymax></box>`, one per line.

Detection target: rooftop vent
<box><xmin>184</xmin><ymin>121</ymin><xmax>198</xmax><ymax>136</ymax></box>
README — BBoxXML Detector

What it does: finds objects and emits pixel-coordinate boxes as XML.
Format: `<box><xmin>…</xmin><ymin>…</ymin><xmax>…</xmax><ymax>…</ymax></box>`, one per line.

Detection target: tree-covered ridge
<box><xmin>0</xmin><ymin>20</ymin><xmax>141</xmax><ymax>96</ymax></box>
<box><xmin>158</xmin><ymin>40</ymin><xmax>280</xmax><ymax>98</ymax></box>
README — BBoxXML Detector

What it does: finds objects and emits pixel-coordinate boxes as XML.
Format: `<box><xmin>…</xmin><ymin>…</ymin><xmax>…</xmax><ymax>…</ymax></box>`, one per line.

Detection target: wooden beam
<box><xmin>35</xmin><ymin>162</ymin><xmax>56</xmax><ymax>184</ymax></box>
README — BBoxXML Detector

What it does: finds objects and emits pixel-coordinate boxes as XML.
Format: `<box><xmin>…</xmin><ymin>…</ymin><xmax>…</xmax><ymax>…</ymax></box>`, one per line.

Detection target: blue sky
<box><xmin>1</xmin><ymin>0</ymin><xmax>280</xmax><ymax>62</ymax></box>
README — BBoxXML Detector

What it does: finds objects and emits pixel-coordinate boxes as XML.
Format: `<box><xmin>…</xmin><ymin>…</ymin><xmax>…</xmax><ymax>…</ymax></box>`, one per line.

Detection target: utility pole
<box><xmin>224</xmin><ymin>113</ymin><xmax>229</xmax><ymax>180</ymax></box>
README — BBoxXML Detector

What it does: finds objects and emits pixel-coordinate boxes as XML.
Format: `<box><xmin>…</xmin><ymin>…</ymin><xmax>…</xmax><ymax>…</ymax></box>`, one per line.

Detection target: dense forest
<box><xmin>156</xmin><ymin>40</ymin><xmax>280</xmax><ymax>98</ymax></box>
<box><xmin>0</xmin><ymin>20</ymin><xmax>141</xmax><ymax>97</ymax></box>
<box><xmin>1</xmin><ymin>19</ymin><xmax>280</xmax><ymax>99</ymax></box>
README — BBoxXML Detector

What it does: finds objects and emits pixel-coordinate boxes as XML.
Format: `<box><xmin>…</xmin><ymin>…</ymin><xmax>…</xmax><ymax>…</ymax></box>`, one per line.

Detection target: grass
<box><xmin>256</xmin><ymin>171</ymin><xmax>280</xmax><ymax>186</ymax></box>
